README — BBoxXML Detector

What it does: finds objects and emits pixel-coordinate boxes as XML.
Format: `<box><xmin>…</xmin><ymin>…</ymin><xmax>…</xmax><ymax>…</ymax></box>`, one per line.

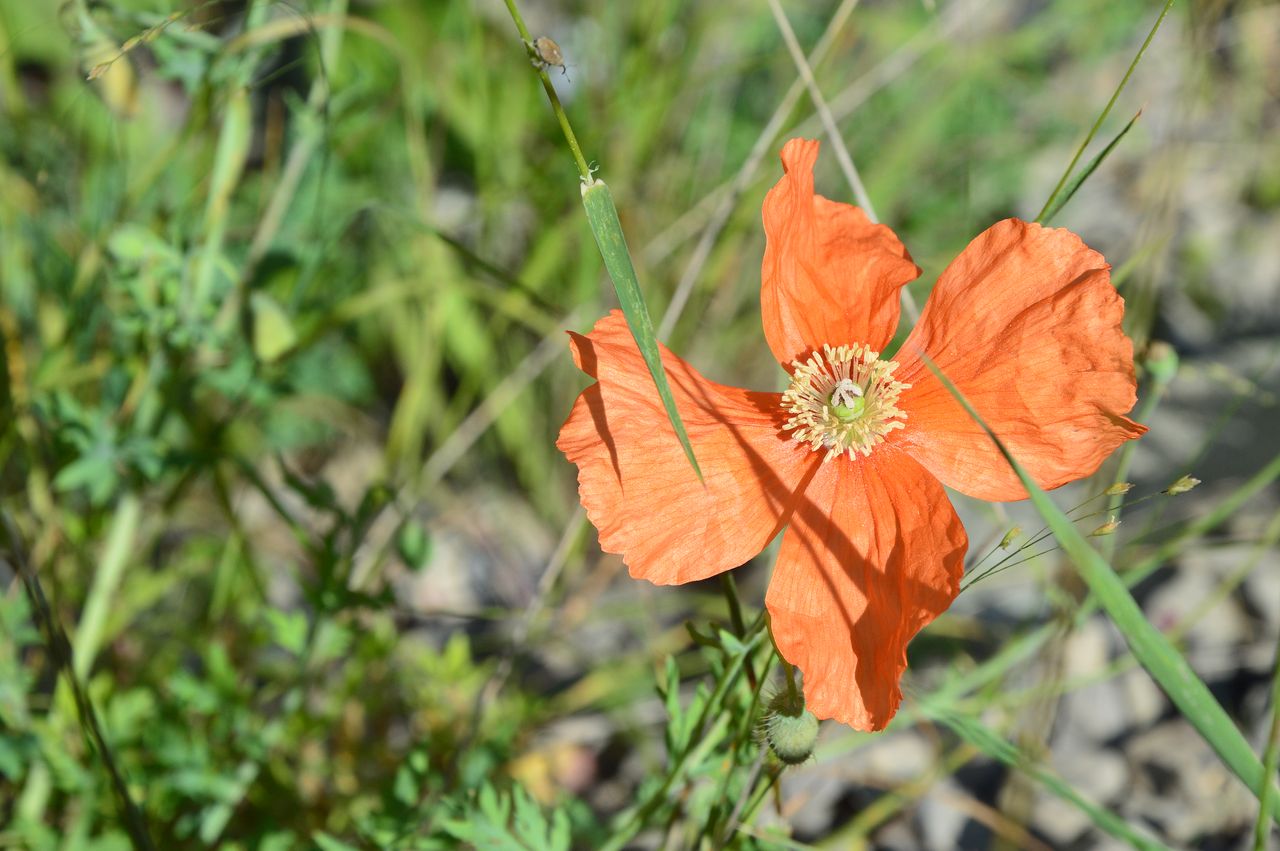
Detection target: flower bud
<box><xmin>764</xmin><ymin>690</ymin><xmax>819</xmax><ymax>766</ymax></box>
<box><xmin>999</xmin><ymin>526</ymin><xmax>1022</xmax><ymax>549</ymax></box>
<box><xmin>1104</xmin><ymin>482</ymin><xmax>1134</xmax><ymax>496</ymax></box>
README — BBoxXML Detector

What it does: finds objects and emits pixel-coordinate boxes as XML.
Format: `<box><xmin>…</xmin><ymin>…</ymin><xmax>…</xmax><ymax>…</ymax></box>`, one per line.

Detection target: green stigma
<box><xmin>830</xmin><ymin>396</ymin><xmax>865</xmax><ymax>421</ymax></box>
<box><xmin>828</xmin><ymin>378</ymin><xmax>865</xmax><ymax>421</ymax></box>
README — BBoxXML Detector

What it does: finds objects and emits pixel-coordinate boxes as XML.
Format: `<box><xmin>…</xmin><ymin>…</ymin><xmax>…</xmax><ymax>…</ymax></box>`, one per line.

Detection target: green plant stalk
<box><xmin>929</xmin><ymin>710</ymin><xmax>1171</xmax><ymax>850</ymax></box>
<box><xmin>921</xmin><ymin>355</ymin><xmax>1280</xmax><ymax>825</ymax></box>
<box><xmin>500</xmin><ymin>0</ymin><xmax>589</xmax><ymax>179</ymax></box>
<box><xmin>732</xmin><ymin>765</ymin><xmax>782</xmax><ymax>840</ymax></box>
<box><xmin>503</xmin><ymin>0</ymin><xmax>701</xmax><ymax>479</ymax></box>
<box><xmin>1038</xmin><ymin>108</ymin><xmax>1141</xmax><ymax>225</ymax></box>
<box><xmin>602</xmin><ymin>627</ymin><xmax>764</xmax><ymax>851</ymax></box>
<box><xmin>1036</xmin><ymin>0</ymin><xmax>1173</xmax><ymax>222</ymax></box>
<box><xmin>721</xmin><ymin>572</ymin><xmax>747</xmax><ymax>637</ymax></box>
<box><xmin>245</xmin><ymin>0</ymin><xmax>349</xmax><ymax>272</ymax></box>
<box><xmin>1118</xmin><ymin>449</ymin><xmax>1280</xmax><ymax>599</ymax></box>
<box><xmin>1254</xmin><ymin>628</ymin><xmax>1280</xmax><ymax>851</ymax></box>
<box><xmin>720</xmin><ymin>571</ymin><xmax>757</xmax><ymax>689</ymax></box>
<box><xmin>3</xmin><ymin>512</ymin><xmax>156</xmax><ymax>850</ymax></box>
<box><xmin>894</xmin><ymin>451</ymin><xmax>1280</xmax><ymax>756</ymax></box>
<box><xmin>72</xmin><ymin>492</ymin><xmax>140</xmax><ymax>679</ymax></box>
<box><xmin>705</xmin><ymin>651</ymin><xmax>774</xmax><ymax>846</ymax></box>
<box><xmin>826</xmin><ymin>744</ymin><xmax>979</xmax><ymax>847</ymax></box>
<box><xmin>1100</xmin><ymin>342</ymin><xmax>1176</xmax><ymax>562</ymax></box>
<box><xmin>191</xmin><ymin>84</ymin><xmax>250</xmax><ymax>312</ymax></box>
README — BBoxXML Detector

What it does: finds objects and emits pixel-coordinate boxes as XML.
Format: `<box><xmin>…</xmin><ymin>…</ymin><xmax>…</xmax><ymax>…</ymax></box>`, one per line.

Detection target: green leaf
<box><xmin>250</xmin><ymin>292</ymin><xmax>298</xmax><ymax>364</ymax></box>
<box><xmin>312</xmin><ymin>832</ymin><xmax>360</xmax><ymax>851</ymax></box>
<box><xmin>1038</xmin><ymin>108</ymin><xmax>1141</xmax><ymax>224</ymax></box>
<box><xmin>107</xmin><ymin>224</ymin><xmax>178</xmax><ymax>265</ymax></box>
<box><xmin>395</xmin><ymin>520</ymin><xmax>432</xmax><ymax>572</ymax></box>
<box><xmin>580</xmin><ymin>179</ymin><xmax>701</xmax><ymax>481</ymax></box>
<box><xmin>920</xmin><ymin>354</ymin><xmax>1280</xmax><ymax>826</ymax></box>
<box><xmin>53</xmin><ymin>454</ymin><xmax>118</xmax><ymax>505</ymax></box>
<box><xmin>265</xmin><ymin>609</ymin><xmax>308</xmax><ymax>657</ymax></box>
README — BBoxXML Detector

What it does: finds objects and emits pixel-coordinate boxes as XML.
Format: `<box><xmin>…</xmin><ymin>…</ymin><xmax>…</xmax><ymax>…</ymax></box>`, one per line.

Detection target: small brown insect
<box><xmin>528</xmin><ymin>36</ymin><xmax>569</xmax><ymax>78</ymax></box>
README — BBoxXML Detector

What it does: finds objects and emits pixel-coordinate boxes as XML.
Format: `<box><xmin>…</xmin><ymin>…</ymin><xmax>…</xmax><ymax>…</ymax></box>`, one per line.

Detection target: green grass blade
<box><xmin>926</xmin><ymin>709</ymin><xmax>1171</xmax><ymax>850</ymax></box>
<box><xmin>72</xmin><ymin>492</ymin><xmax>140</xmax><ymax>679</ymax></box>
<box><xmin>920</xmin><ymin>355</ymin><xmax>1280</xmax><ymax>825</ymax></box>
<box><xmin>1255</xmin><ymin>632</ymin><xmax>1280</xmax><ymax>851</ymax></box>
<box><xmin>501</xmin><ymin>0</ymin><xmax>701</xmax><ymax>480</ymax></box>
<box><xmin>1036</xmin><ymin>0</ymin><xmax>1173</xmax><ymax>222</ymax></box>
<box><xmin>1038</xmin><ymin>108</ymin><xmax>1141</xmax><ymax>224</ymax></box>
<box><xmin>581</xmin><ymin>179</ymin><xmax>702</xmax><ymax>480</ymax></box>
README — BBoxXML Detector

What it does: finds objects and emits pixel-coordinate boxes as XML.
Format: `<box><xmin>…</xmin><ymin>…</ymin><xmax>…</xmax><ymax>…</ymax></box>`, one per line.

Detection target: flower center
<box><xmin>781</xmin><ymin>344</ymin><xmax>910</xmax><ymax>461</ymax></box>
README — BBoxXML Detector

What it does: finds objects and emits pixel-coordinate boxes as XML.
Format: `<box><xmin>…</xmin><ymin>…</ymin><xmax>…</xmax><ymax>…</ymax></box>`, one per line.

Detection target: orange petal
<box><xmin>556</xmin><ymin>311</ymin><xmax>818</xmax><ymax>586</ymax></box>
<box><xmin>893</xmin><ymin>219</ymin><xmax>1147</xmax><ymax>502</ymax></box>
<box><xmin>761</xmin><ymin>138</ymin><xmax>921</xmax><ymax>367</ymax></box>
<box><xmin>765</xmin><ymin>449</ymin><xmax>966</xmax><ymax>731</ymax></box>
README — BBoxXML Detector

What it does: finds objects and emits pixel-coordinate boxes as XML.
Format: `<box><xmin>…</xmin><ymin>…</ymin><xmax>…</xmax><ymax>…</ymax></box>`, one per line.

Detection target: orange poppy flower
<box><xmin>557</xmin><ymin>138</ymin><xmax>1147</xmax><ymax>731</ymax></box>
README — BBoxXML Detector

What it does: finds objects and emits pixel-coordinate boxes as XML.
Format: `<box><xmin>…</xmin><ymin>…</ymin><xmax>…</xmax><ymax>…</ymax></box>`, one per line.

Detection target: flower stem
<box><xmin>783</xmin><ymin>656</ymin><xmax>799</xmax><ymax>701</ymax></box>
<box><xmin>720</xmin><ymin>573</ymin><xmax>758</xmax><ymax>690</ymax></box>
<box><xmin>501</xmin><ymin>0</ymin><xmax>591</xmax><ymax>180</ymax></box>
<box><xmin>720</xmin><ymin>573</ymin><xmax>747</xmax><ymax>637</ymax></box>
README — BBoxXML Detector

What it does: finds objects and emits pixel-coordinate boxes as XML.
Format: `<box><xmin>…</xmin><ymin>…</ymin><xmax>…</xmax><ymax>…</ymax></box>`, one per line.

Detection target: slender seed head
<box><xmin>782</xmin><ymin>344</ymin><xmax>910</xmax><ymax>461</ymax></box>
<box><xmin>1090</xmin><ymin>516</ymin><xmax>1121</xmax><ymax>537</ymax></box>
<box><xmin>1163</xmin><ymin>475</ymin><xmax>1201</xmax><ymax>495</ymax></box>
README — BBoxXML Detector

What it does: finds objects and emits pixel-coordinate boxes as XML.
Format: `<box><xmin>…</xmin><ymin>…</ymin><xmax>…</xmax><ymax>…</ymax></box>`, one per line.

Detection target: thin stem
<box><xmin>719</xmin><ymin>572</ymin><xmax>758</xmax><ymax>693</ymax></box>
<box><xmin>1035</xmin><ymin>0</ymin><xmax>1174</xmax><ymax>221</ymax></box>
<box><xmin>502</xmin><ymin>0</ymin><xmax>591</xmax><ymax>180</ymax></box>
<box><xmin>783</xmin><ymin>656</ymin><xmax>799</xmax><ymax>700</ymax></box>
<box><xmin>720</xmin><ymin>573</ymin><xmax>747</xmax><ymax>637</ymax></box>
<box><xmin>1255</xmin><ymin>627</ymin><xmax>1280</xmax><ymax>851</ymax></box>
<box><xmin>3</xmin><ymin>512</ymin><xmax>156</xmax><ymax>851</ymax></box>
<box><xmin>1101</xmin><ymin>355</ymin><xmax>1173</xmax><ymax>561</ymax></box>
<box><xmin>721</xmin><ymin>748</ymin><xmax>768</xmax><ymax>843</ymax></box>
<box><xmin>735</xmin><ymin>765</ymin><xmax>783</xmax><ymax>836</ymax></box>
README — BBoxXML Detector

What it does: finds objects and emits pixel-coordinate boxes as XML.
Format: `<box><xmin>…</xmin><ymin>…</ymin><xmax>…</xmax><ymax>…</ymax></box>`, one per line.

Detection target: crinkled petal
<box><xmin>765</xmin><ymin>449</ymin><xmax>966</xmax><ymax>731</ymax></box>
<box><xmin>557</xmin><ymin>311</ymin><xmax>818</xmax><ymax>586</ymax></box>
<box><xmin>761</xmin><ymin>138</ymin><xmax>921</xmax><ymax>367</ymax></box>
<box><xmin>893</xmin><ymin>219</ymin><xmax>1147</xmax><ymax>502</ymax></box>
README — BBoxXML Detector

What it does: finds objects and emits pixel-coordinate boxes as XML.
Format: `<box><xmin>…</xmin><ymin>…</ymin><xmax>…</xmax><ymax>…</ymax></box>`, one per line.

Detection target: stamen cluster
<box><xmin>782</xmin><ymin>344</ymin><xmax>910</xmax><ymax>461</ymax></box>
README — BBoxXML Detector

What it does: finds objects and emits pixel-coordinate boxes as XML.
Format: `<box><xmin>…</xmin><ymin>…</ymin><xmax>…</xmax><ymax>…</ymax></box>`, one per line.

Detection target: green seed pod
<box><xmin>764</xmin><ymin>690</ymin><xmax>819</xmax><ymax>766</ymax></box>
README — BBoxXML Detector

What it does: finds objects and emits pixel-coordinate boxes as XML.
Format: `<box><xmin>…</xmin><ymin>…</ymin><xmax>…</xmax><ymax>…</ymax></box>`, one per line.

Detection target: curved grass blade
<box><xmin>1038</xmin><ymin>108</ymin><xmax>1142</xmax><ymax>225</ymax></box>
<box><xmin>581</xmin><ymin>180</ymin><xmax>702</xmax><ymax>480</ymax></box>
<box><xmin>926</xmin><ymin>708</ymin><xmax>1171</xmax><ymax>850</ymax></box>
<box><xmin>1036</xmin><ymin>0</ymin><xmax>1173</xmax><ymax>222</ymax></box>
<box><xmin>1255</xmin><ymin>633</ymin><xmax>1280</xmax><ymax>851</ymax></box>
<box><xmin>919</xmin><ymin>354</ymin><xmax>1280</xmax><ymax>825</ymax></box>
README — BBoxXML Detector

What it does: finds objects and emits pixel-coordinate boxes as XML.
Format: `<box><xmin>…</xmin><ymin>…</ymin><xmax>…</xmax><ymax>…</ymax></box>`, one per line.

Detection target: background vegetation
<box><xmin>1</xmin><ymin>0</ymin><xmax>1278</xmax><ymax>848</ymax></box>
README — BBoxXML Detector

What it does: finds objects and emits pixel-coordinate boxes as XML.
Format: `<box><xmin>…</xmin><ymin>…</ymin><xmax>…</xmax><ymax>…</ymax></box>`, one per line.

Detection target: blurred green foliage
<box><xmin>1</xmin><ymin>0</ymin><xmax>1276</xmax><ymax>848</ymax></box>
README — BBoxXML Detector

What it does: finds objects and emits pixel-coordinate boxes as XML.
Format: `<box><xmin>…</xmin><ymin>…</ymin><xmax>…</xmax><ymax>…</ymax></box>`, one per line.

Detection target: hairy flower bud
<box><xmin>764</xmin><ymin>690</ymin><xmax>820</xmax><ymax>765</ymax></box>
